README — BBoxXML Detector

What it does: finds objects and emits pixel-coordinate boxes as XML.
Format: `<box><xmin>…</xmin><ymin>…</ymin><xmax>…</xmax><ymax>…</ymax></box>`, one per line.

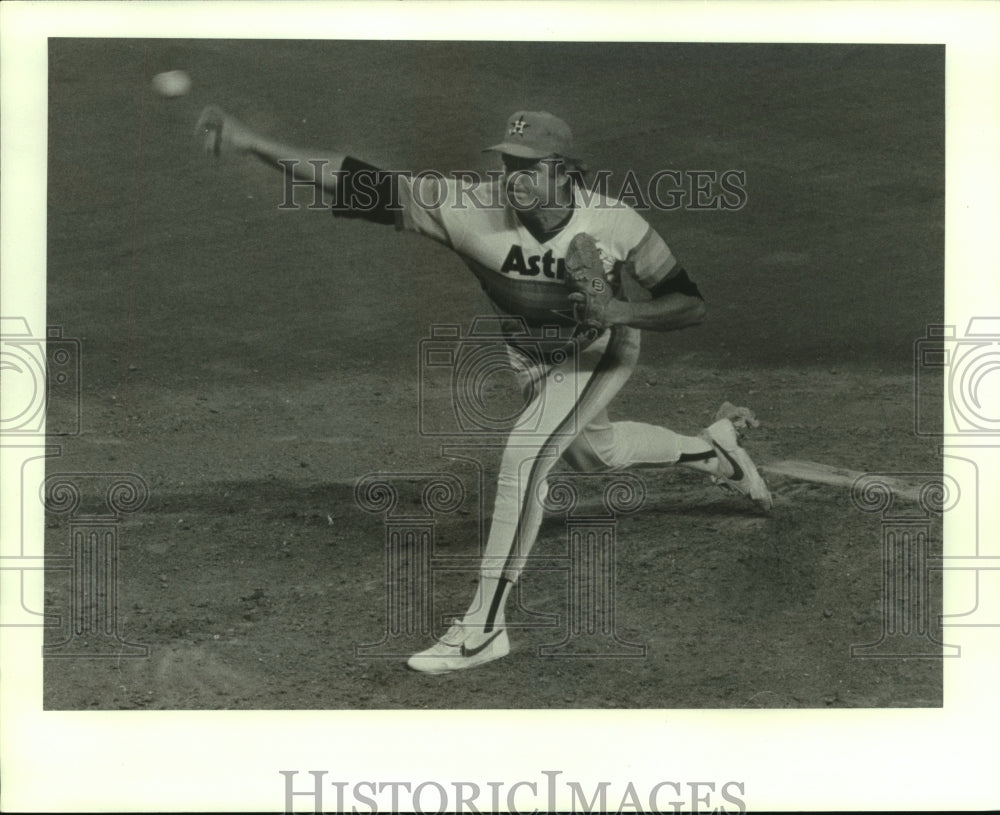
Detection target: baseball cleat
<box><xmin>700</xmin><ymin>408</ymin><xmax>773</xmax><ymax>511</ymax></box>
<box><xmin>406</xmin><ymin>622</ymin><xmax>510</xmax><ymax>675</ymax></box>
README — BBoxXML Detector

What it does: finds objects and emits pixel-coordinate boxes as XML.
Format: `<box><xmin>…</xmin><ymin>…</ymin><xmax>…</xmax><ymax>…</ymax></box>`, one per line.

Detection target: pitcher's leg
<box><xmin>464</xmin><ymin>332</ymin><xmax>634</xmax><ymax>630</ymax></box>
<box><xmin>564</xmin><ymin>412</ymin><xmax>719</xmax><ymax>473</ymax></box>
<box><xmin>562</xmin><ymin>404</ymin><xmax>773</xmax><ymax>506</ymax></box>
<box><xmin>407</xmin><ymin>331</ymin><xmax>636</xmax><ymax>673</ymax></box>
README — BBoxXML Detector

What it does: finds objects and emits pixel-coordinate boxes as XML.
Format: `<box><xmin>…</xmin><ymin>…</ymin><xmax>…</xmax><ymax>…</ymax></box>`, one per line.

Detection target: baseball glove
<box><xmin>565</xmin><ymin>232</ymin><xmax>614</xmax><ymax>331</ymax></box>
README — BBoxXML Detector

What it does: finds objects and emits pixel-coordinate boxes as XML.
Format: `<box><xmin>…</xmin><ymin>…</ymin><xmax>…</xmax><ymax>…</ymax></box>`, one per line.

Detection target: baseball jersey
<box><xmin>395</xmin><ymin>174</ymin><xmax>677</xmax><ymax>344</ymax></box>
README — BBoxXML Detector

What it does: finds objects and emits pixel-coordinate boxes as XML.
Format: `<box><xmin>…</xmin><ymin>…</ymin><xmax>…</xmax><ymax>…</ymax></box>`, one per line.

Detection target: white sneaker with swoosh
<box><xmin>700</xmin><ymin>414</ymin><xmax>773</xmax><ymax>511</ymax></box>
<box><xmin>406</xmin><ymin>622</ymin><xmax>510</xmax><ymax>674</ymax></box>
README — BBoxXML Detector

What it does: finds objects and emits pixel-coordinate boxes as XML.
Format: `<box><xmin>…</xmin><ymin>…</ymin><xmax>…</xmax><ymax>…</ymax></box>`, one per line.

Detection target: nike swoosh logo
<box><xmin>712</xmin><ymin>442</ymin><xmax>745</xmax><ymax>482</ymax></box>
<box><xmin>461</xmin><ymin>630</ymin><xmax>503</xmax><ymax>658</ymax></box>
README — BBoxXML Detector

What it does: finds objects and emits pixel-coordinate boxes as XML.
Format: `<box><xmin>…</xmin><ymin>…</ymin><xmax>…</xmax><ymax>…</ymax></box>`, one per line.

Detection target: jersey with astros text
<box><xmin>395</xmin><ymin>174</ymin><xmax>677</xmax><ymax>346</ymax></box>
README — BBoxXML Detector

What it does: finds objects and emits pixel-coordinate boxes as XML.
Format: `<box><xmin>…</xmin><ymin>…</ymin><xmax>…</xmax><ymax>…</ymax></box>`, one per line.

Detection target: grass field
<box><xmin>40</xmin><ymin>39</ymin><xmax>945</xmax><ymax>711</ymax></box>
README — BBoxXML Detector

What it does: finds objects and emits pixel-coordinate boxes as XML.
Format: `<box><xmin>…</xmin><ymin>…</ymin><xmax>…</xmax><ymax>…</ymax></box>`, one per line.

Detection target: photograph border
<box><xmin>2</xmin><ymin>2</ymin><xmax>998</xmax><ymax>812</ymax></box>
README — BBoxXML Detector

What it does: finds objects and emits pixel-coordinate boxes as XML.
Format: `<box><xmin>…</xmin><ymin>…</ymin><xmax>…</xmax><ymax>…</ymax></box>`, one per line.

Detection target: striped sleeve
<box><xmin>396</xmin><ymin>173</ymin><xmax>467</xmax><ymax>250</ymax></box>
<box><xmin>622</xmin><ymin>218</ymin><xmax>677</xmax><ymax>291</ymax></box>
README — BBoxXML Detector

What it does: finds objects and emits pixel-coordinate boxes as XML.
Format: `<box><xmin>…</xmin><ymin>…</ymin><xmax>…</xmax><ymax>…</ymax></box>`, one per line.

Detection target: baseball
<box><xmin>151</xmin><ymin>70</ymin><xmax>192</xmax><ymax>98</ymax></box>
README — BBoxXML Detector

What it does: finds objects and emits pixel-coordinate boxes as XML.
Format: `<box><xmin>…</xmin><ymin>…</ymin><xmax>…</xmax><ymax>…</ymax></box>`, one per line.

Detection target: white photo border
<box><xmin>2</xmin><ymin>2</ymin><xmax>998</xmax><ymax>812</ymax></box>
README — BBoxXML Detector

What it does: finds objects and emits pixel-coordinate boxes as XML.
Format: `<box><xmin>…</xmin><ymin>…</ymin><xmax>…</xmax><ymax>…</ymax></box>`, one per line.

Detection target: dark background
<box><xmin>44</xmin><ymin>40</ymin><xmax>945</xmax><ymax>709</ymax></box>
<box><xmin>48</xmin><ymin>40</ymin><xmax>943</xmax><ymax>383</ymax></box>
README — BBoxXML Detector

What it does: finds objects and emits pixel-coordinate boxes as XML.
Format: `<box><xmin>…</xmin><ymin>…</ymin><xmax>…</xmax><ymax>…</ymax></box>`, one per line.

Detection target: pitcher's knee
<box><xmin>563</xmin><ymin>437</ymin><xmax>625</xmax><ymax>472</ymax></box>
<box><xmin>496</xmin><ymin>446</ymin><xmax>562</xmax><ymax>508</ymax></box>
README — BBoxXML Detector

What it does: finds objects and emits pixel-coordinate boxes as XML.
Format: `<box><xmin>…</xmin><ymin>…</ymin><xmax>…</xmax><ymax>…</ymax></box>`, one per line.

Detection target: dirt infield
<box><xmin>43</xmin><ymin>40</ymin><xmax>944</xmax><ymax>710</ymax></box>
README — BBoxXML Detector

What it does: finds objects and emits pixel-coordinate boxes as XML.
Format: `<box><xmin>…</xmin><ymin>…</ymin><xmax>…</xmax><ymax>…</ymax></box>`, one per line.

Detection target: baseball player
<box><xmin>196</xmin><ymin>106</ymin><xmax>772</xmax><ymax>674</ymax></box>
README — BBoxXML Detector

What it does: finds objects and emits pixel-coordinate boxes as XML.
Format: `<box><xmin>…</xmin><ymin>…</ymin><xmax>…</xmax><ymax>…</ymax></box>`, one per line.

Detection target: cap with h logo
<box><xmin>483</xmin><ymin>110</ymin><xmax>574</xmax><ymax>159</ymax></box>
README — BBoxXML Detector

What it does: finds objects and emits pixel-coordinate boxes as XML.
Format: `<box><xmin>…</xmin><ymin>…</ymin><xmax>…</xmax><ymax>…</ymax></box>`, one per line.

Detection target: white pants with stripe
<box><xmin>481</xmin><ymin>325</ymin><xmax>688</xmax><ymax>583</ymax></box>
